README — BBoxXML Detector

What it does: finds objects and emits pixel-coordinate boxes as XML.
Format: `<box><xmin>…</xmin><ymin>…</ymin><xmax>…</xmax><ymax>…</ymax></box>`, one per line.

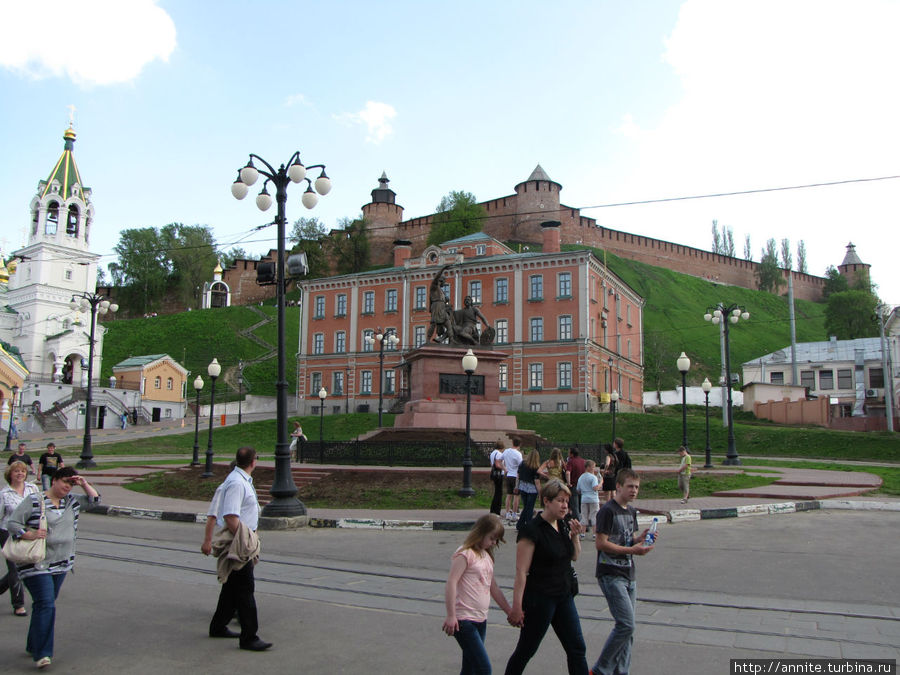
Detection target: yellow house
<box><xmin>1</xmin><ymin>340</ymin><xmax>28</xmax><ymax>433</ymax></box>
<box><xmin>112</xmin><ymin>354</ymin><xmax>188</xmax><ymax>422</ymax></box>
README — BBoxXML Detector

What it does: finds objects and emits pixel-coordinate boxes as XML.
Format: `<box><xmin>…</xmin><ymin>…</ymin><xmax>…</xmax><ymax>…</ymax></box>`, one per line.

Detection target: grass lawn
<box><xmin>124</xmin><ymin>466</ymin><xmax>778</xmax><ymax>509</ymax></box>
<box><xmin>741</xmin><ymin>459</ymin><xmax>900</xmax><ymax>496</ymax></box>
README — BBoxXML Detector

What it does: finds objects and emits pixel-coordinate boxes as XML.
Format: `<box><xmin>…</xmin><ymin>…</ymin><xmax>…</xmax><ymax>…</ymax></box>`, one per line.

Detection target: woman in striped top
<box><xmin>7</xmin><ymin>466</ymin><xmax>99</xmax><ymax>669</ymax></box>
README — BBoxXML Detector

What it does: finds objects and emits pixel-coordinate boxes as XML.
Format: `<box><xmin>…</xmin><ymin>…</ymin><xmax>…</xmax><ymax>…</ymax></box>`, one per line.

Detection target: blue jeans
<box><xmin>516</xmin><ymin>490</ymin><xmax>538</xmax><ymax>530</ymax></box>
<box><xmin>505</xmin><ymin>592</ymin><xmax>588</xmax><ymax>674</ymax></box>
<box><xmin>593</xmin><ymin>575</ymin><xmax>636</xmax><ymax>675</ymax></box>
<box><xmin>454</xmin><ymin>619</ymin><xmax>491</xmax><ymax>675</ymax></box>
<box><xmin>23</xmin><ymin>573</ymin><xmax>66</xmax><ymax>662</ymax></box>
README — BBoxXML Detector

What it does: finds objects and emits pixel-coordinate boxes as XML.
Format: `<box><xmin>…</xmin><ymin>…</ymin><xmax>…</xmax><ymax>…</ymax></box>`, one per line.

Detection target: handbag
<box><xmin>1</xmin><ymin>495</ymin><xmax>47</xmax><ymax>565</ymax></box>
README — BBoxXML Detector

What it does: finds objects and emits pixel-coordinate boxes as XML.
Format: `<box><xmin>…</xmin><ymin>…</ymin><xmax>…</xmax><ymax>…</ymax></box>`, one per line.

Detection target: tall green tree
<box><xmin>711</xmin><ymin>220</ymin><xmax>722</xmax><ymax>254</ymax></box>
<box><xmin>333</xmin><ymin>216</ymin><xmax>370</xmax><ymax>275</ymax></box>
<box><xmin>822</xmin><ymin>266</ymin><xmax>849</xmax><ymax>298</ymax></box>
<box><xmin>161</xmin><ymin>223</ymin><xmax>218</xmax><ymax>308</ymax></box>
<box><xmin>289</xmin><ymin>216</ymin><xmax>331</xmax><ymax>278</ymax></box>
<box><xmin>824</xmin><ymin>290</ymin><xmax>879</xmax><ymax>339</ymax></box>
<box><xmin>218</xmin><ymin>246</ymin><xmax>248</xmax><ymax>269</ymax></box>
<box><xmin>796</xmin><ymin>240</ymin><xmax>808</xmax><ymax>274</ymax></box>
<box><xmin>427</xmin><ymin>190</ymin><xmax>485</xmax><ymax>246</ymax></box>
<box><xmin>743</xmin><ymin>234</ymin><xmax>752</xmax><ymax>261</ymax></box>
<box><xmin>113</xmin><ymin>227</ymin><xmax>170</xmax><ymax>314</ymax></box>
<box><xmin>780</xmin><ymin>238</ymin><xmax>792</xmax><ymax>270</ymax></box>
<box><xmin>757</xmin><ymin>238</ymin><xmax>785</xmax><ymax>293</ymax></box>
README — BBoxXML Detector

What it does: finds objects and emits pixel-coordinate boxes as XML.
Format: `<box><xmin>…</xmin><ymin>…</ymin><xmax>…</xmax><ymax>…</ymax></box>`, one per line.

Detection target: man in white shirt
<box><xmin>202</xmin><ymin>447</ymin><xmax>271</xmax><ymax>651</ymax></box>
<box><xmin>501</xmin><ymin>438</ymin><xmax>523</xmax><ymax>522</ymax></box>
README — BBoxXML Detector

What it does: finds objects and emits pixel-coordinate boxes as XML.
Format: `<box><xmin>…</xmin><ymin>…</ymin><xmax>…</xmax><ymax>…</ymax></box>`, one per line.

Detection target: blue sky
<box><xmin>1</xmin><ymin>0</ymin><xmax>898</xmax><ymax>304</ymax></box>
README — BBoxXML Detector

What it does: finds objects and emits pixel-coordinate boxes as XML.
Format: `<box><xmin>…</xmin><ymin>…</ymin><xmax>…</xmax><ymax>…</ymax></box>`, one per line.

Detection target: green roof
<box><xmin>41</xmin><ymin>127</ymin><xmax>87</xmax><ymax>200</ymax></box>
<box><xmin>113</xmin><ymin>354</ymin><xmax>169</xmax><ymax>369</ymax></box>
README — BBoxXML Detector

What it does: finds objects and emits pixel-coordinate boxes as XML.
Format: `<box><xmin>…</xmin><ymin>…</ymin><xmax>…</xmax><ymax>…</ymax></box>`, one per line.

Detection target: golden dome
<box><xmin>64</xmin><ymin>126</ymin><xmax>76</xmax><ymax>141</ymax></box>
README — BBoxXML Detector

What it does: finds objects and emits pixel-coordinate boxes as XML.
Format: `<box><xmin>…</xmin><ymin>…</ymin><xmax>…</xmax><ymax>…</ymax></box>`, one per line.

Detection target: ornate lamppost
<box><xmin>459</xmin><ymin>349</ymin><xmax>478</xmax><ymax>497</ymax></box>
<box><xmin>231</xmin><ymin>151</ymin><xmax>330</xmax><ymax>517</ymax></box>
<box><xmin>704</xmin><ymin>304</ymin><xmax>750</xmax><ymax>465</ymax></box>
<box><xmin>610</xmin><ymin>389</ymin><xmax>619</xmax><ymax>442</ymax></box>
<box><xmin>70</xmin><ymin>293</ymin><xmax>118</xmax><ymax>468</ymax></box>
<box><xmin>203</xmin><ymin>358</ymin><xmax>221</xmax><ymax>478</ymax></box>
<box><xmin>365</xmin><ymin>328</ymin><xmax>399</xmax><ymax>427</ymax></box>
<box><xmin>318</xmin><ymin>386</ymin><xmax>327</xmax><ymax>461</ymax></box>
<box><xmin>191</xmin><ymin>375</ymin><xmax>203</xmax><ymax>466</ymax></box>
<box><xmin>677</xmin><ymin>352</ymin><xmax>691</xmax><ymax>450</ymax></box>
<box><xmin>3</xmin><ymin>385</ymin><xmax>18</xmax><ymax>451</ymax></box>
<box><xmin>237</xmin><ymin>359</ymin><xmax>244</xmax><ymax>424</ymax></box>
<box><xmin>702</xmin><ymin>377</ymin><xmax>713</xmax><ymax>468</ymax></box>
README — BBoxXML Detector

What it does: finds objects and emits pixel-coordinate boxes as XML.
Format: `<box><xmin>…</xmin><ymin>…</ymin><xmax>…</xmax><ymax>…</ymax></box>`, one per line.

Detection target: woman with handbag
<box><xmin>7</xmin><ymin>466</ymin><xmax>99</xmax><ymax>669</ymax></box>
<box><xmin>504</xmin><ymin>479</ymin><xmax>589</xmax><ymax>674</ymax></box>
<box><xmin>0</xmin><ymin>460</ymin><xmax>40</xmax><ymax>617</ymax></box>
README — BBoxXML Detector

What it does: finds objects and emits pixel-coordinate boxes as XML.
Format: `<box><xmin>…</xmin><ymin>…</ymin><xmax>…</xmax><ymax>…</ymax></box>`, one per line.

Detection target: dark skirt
<box><xmin>601</xmin><ymin>474</ymin><xmax>616</xmax><ymax>492</ymax></box>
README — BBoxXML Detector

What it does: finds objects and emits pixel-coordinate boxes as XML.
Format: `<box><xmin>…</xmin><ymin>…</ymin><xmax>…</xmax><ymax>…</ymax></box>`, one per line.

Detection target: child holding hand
<box><xmin>443</xmin><ymin>514</ymin><xmax>513</xmax><ymax>674</ymax></box>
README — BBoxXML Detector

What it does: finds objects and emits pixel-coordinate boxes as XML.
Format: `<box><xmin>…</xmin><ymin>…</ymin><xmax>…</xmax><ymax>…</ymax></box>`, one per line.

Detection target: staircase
<box><xmin>254</xmin><ymin>466</ymin><xmax>332</xmax><ymax>506</ymax></box>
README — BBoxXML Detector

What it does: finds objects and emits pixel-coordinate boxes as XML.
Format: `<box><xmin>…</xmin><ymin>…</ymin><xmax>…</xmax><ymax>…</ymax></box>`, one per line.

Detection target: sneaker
<box><xmin>680</xmin><ymin>498</ymin><xmax>687</xmax><ymax>504</ymax></box>
<box><xmin>36</xmin><ymin>657</ymin><xmax>51</xmax><ymax>669</ymax></box>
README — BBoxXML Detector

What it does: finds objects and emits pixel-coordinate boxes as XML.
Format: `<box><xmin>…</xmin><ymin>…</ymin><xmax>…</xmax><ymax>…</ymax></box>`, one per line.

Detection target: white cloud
<box><xmin>605</xmin><ymin>0</ymin><xmax>900</xmax><ymax>301</ymax></box>
<box><xmin>284</xmin><ymin>93</ymin><xmax>311</xmax><ymax>108</ymax></box>
<box><xmin>0</xmin><ymin>0</ymin><xmax>176</xmax><ymax>86</ymax></box>
<box><xmin>334</xmin><ymin>101</ymin><xmax>397</xmax><ymax>144</ymax></box>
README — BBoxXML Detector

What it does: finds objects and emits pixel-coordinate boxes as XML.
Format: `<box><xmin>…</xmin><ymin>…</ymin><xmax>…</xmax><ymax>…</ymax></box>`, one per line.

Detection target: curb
<box><xmin>86</xmin><ymin>498</ymin><xmax>900</xmax><ymax>529</ymax></box>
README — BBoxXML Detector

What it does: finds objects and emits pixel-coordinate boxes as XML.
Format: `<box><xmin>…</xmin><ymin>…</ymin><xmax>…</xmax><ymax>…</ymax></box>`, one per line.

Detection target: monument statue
<box><xmin>426</xmin><ymin>265</ymin><xmax>494</xmax><ymax>346</ymax></box>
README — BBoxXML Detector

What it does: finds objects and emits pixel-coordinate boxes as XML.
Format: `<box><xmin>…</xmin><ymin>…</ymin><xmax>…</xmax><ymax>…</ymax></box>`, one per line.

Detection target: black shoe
<box><xmin>210</xmin><ymin>628</ymin><xmax>240</xmax><ymax>638</ymax></box>
<box><xmin>240</xmin><ymin>639</ymin><xmax>272</xmax><ymax>651</ymax></box>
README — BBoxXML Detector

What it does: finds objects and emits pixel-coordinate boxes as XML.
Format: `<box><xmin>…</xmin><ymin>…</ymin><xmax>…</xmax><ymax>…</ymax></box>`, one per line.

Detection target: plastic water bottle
<box><xmin>643</xmin><ymin>518</ymin><xmax>658</xmax><ymax>547</ymax></box>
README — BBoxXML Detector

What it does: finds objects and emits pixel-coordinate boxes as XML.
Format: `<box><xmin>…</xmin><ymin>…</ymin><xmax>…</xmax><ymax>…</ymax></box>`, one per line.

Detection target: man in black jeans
<box><xmin>201</xmin><ymin>447</ymin><xmax>271</xmax><ymax>651</ymax></box>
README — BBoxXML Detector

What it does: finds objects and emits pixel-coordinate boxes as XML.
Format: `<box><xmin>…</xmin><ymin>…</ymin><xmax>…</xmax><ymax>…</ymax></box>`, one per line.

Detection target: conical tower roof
<box><xmin>840</xmin><ymin>242</ymin><xmax>864</xmax><ymax>266</ymax></box>
<box><xmin>40</xmin><ymin>126</ymin><xmax>87</xmax><ymax>200</ymax></box>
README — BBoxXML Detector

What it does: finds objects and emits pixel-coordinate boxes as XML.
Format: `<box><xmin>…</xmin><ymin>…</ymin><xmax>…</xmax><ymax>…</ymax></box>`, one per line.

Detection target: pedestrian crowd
<box><xmin>458</xmin><ymin>436</ymin><xmax>656</xmax><ymax>675</ymax></box>
<box><xmin>1</xmin><ymin>442</ymin><xmax>99</xmax><ymax>669</ymax></box>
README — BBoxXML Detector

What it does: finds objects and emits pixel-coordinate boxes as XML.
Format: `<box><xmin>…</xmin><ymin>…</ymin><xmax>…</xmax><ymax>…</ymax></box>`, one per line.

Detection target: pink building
<box><xmin>297</xmin><ymin>225</ymin><xmax>643</xmax><ymax>416</ymax></box>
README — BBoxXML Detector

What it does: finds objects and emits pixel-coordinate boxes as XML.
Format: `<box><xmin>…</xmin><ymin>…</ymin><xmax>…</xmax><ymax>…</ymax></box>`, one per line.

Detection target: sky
<box><xmin>1</xmin><ymin>0</ymin><xmax>898</xmax><ymax>304</ymax></box>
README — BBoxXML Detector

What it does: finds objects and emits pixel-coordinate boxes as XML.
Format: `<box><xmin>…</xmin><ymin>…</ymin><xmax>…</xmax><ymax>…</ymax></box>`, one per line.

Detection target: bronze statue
<box><xmin>452</xmin><ymin>295</ymin><xmax>490</xmax><ymax>346</ymax></box>
<box><xmin>427</xmin><ymin>265</ymin><xmax>454</xmax><ymax>343</ymax></box>
<box><xmin>426</xmin><ymin>265</ymin><xmax>495</xmax><ymax>346</ymax></box>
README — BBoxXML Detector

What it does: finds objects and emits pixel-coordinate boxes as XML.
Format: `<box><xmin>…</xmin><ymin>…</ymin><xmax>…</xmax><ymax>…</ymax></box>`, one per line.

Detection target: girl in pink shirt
<box><xmin>443</xmin><ymin>514</ymin><xmax>513</xmax><ymax>674</ymax></box>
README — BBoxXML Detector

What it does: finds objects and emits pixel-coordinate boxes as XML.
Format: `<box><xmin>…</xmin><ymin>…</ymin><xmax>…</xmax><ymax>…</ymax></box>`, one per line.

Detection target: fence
<box><xmin>295</xmin><ymin>439</ymin><xmax>608</xmax><ymax>467</ymax></box>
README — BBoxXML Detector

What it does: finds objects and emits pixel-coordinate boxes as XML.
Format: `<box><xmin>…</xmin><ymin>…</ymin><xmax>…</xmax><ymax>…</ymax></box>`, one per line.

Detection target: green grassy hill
<box><xmin>100</xmin><ymin>249</ymin><xmax>826</xmax><ymax>396</ymax></box>
<box><xmin>100</xmin><ymin>304</ymin><xmax>299</xmax><ymax>398</ymax></box>
<box><xmin>566</xmin><ymin>246</ymin><xmax>827</xmax><ymax>389</ymax></box>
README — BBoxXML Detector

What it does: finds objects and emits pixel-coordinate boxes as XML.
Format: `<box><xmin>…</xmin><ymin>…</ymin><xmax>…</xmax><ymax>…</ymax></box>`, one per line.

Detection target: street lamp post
<box><xmin>610</xmin><ymin>389</ymin><xmax>619</xmax><ymax>442</ymax></box>
<box><xmin>318</xmin><ymin>386</ymin><xmax>327</xmax><ymax>463</ymax></box>
<box><xmin>704</xmin><ymin>304</ymin><xmax>750</xmax><ymax>465</ymax></box>
<box><xmin>203</xmin><ymin>358</ymin><xmax>221</xmax><ymax>478</ymax></box>
<box><xmin>70</xmin><ymin>293</ymin><xmax>119</xmax><ymax>468</ymax></box>
<box><xmin>459</xmin><ymin>349</ymin><xmax>478</xmax><ymax>497</ymax></box>
<box><xmin>365</xmin><ymin>328</ymin><xmax>399</xmax><ymax>427</ymax></box>
<box><xmin>677</xmin><ymin>352</ymin><xmax>691</xmax><ymax>450</ymax></box>
<box><xmin>702</xmin><ymin>377</ymin><xmax>713</xmax><ymax>468</ymax></box>
<box><xmin>3</xmin><ymin>385</ymin><xmax>18</xmax><ymax>451</ymax></box>
<box><xmin>191</xmin><ymin>375</ymin><xmax>203</xmax><ymax>466</ymax></box>
<box><xmin>231</xmin><ymin>151</ymin><xmax>331</xmax><ymax>517</ymax></box>
<box><xmin>237</xmin><ymin>359</ymin><xmax>243</xmax><ymax>424</ymax></box>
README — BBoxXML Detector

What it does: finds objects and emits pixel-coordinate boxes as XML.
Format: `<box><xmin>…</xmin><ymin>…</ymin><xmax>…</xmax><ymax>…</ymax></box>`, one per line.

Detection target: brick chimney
<box><xmin>393</xmin><ymin>239</ymin><xmax>412</xmax><ymax>267</ymax></box>
<box><xmin>541</xmin><ymin>221</ymin><xmax>561</xmax><ymax>253</ymax></box>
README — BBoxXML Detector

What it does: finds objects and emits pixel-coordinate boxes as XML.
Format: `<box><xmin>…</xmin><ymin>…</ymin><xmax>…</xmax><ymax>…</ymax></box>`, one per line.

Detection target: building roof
<box><xmin>743</xmin><ymin>337</ymin><xmax>883</xmax><ymax>367</ymax></box>
<box><xmin>442</xmin><ymin>232</ymin><xmax>494</xmax><ymax>245</ymax></box>
<box><xmin>0</xmin><ymin>340</ymin><xmax>28</xmax><ymax>373</ymax></box>
<box><xmin>41</xmin><ymin>126</ymin><xmax>88</xmax><ymax>201</ymax></box>
<box><xmin>840</xmin><ymin>242</ymin><xmax>865</xmax><ymax>267</ymax></box>
<box><xmin>526</xmin><ymin>164</ymin><xmax>552</xmax><ymax>182</ymax></box>
<box><xmin>113</xmin><ymin>354</ymin><xmax>170</xmax><ymax>369</ymax></box>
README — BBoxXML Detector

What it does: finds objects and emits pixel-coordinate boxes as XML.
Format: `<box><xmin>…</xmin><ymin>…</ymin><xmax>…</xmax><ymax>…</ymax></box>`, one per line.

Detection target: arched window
<box><xmin>66</xmin><ymin>205</ymin><xmax>79</xmax><ymax>236</ymax></box>
<box><xmin>45</xmin><ymin>202</ymin><xmax>59</xmax><ymax>235</ymax></box>
<box><xmin>31</xmin><ymin>208</ymin><xmax>39</xmax><ymax>236</ymax></box>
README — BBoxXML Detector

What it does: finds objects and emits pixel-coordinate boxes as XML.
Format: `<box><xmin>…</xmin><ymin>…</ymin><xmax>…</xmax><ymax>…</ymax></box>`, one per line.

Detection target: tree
<box><xmin>724</xmin><ymin>227</ymin><xmax>735</xmax><ymax>257</ymax></box>
<box><xmin>427</xmin><ymin>190</ymin><xmax>485</xmax><ymax>246</ymax></box>
<box><xmin>796</xmin><ymin>240</ymin><xmax>807</xmax><ymax>274</ymax></box>
<box><xmin>161</xmin><ymin>223</ymin><xmax>218</xmax><ymax>307</ymax></box>
<box><xmin>96</xmin><ymin>265</ymin><xmax>108</xmax><ymax>287</ymax></box>
<box><xmin>780</xmin><ymin>238</ymin><xmax>792</xmax><ymax>271</ymax></box>
<box><xmin>824</xmin><ymin>290</ymin><xmax>880</xmax><ymax>339</ymax></box>
<box><xmin>333</xmin><ymin>216</ymin><xmax>370</xmax><ymax>274</ymax></box>
<box><xmin>822</xmin><ymin>266</ymin><xmax>848</xmax><ymax>298</ymax></box>
<box><xmin>711</xmin><ymin>220</ymin><xmax>722</xmax><ymax>254</ymax></box>
<box><xmin>757</xmin><ymin>238</ymin><xmax>785</xmax><ymax>293</ymax></box>
<box><xmin>113</xmin><ymin>227</ymin><xmax>170</xmax><ymax>314</ymax></box>
<box><xmin>289</xmin><ymin>217</ymin><xmax>330</xmax><ymax>278</ymax></box>
<box><xmin>219</xmin><ymin>246</ymin><xmax>248</xmax><ymax>269</ymax></box>
<box><xmin>743</xmin><ymin>234</ymin><xmax>752</xmax><ymax>261</ymax></box>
